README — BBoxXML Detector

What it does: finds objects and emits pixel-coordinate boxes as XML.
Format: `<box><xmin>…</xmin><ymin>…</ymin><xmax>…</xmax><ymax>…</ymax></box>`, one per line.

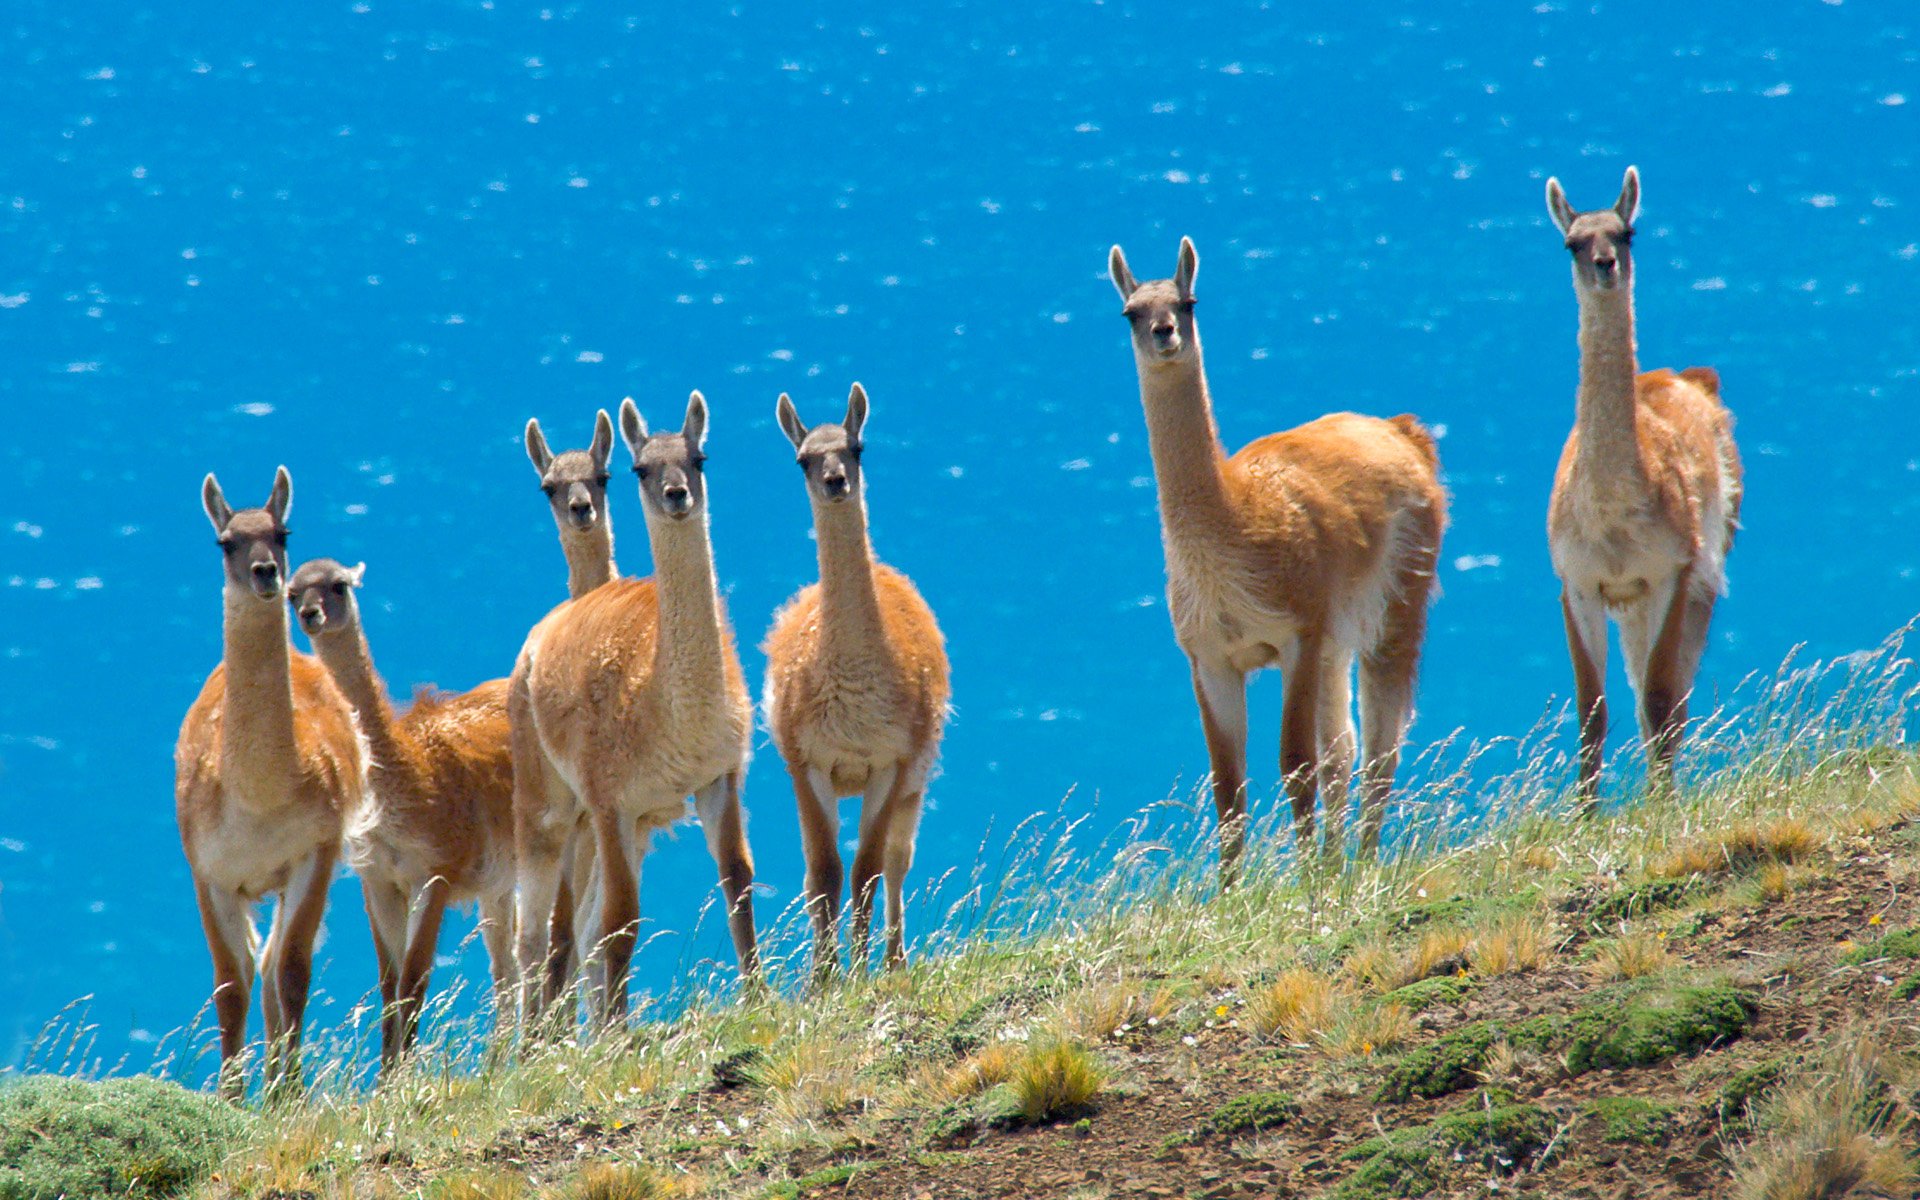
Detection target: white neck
<box><xmin>219</xmin><ymin>584</ymin><xmax>300</xmax><ymax>792</ymax></box>
<box><xmin>1571</xmin><ymin>282</ymin><xmax>1645</xmax><ymax>484</ymax></box>
<box><xmin>561</xmin><ymin>520</ymin><xmax>618</xmax><ymax>599</ymax></box>
<box><xmin>1132</xmin><ymin>333</ymin><xmax>1235</xmax><ymax>537</ymax></box>
<box><xmin>812</xmin><ymin>491</ymin><xmax>885</xmax><ymax>654</ymax></box>
<box><xmin>645</xmin><ymin>510</ymin><xmax>728</xmax><ymax>691</ymax></box>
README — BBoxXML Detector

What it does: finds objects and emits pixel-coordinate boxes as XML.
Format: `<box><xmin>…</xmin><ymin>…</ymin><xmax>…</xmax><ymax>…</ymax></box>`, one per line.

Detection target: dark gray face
<box><xmin>620</xmin><ymin>392</ymin><xmax>710</xmax><ymax>523</ymax></box>
<box><xmin>525</xmin><ymin>410</ymin><xmax>614</xmax><ymax>534</ymax></box>
<box><xmin>1546</xmin><ymin>167</ymin><xmax>1640</xmax><ymax>294</ymax></box>
<box><xmin>1109</xmin><ymin>238</ymin><xmax>1200</xmax><ymax>364</ymax></box>
<box><xmin>203</xmin><ymin>468</ymin><xmax>292</xmax><ymax>601</ymax></box>
<box><xmin>287</xmin><ymin>558</ymin><xmax>363</xmax><ymax>637</ymax></box>
<box><xmin>776</xmin><ymin>385</ymin><xmax>869</xmax><ymax>506</ymax></box>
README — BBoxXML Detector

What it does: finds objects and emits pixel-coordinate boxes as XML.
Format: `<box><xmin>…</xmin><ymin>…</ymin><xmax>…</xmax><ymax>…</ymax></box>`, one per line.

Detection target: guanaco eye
<box><xmin>593</xmin><ymin>472</ymin><xmax>610</xmax><ymax>486</ymax></box>
<box><xmin>633</xmin><ymin>465</ymin><xmax>650</xmax><ymax>481</ymax></box>
<box><xmin>540</xmin><ymin>483</ymin><xmax>557</xmax><ymax>497</ymax></box>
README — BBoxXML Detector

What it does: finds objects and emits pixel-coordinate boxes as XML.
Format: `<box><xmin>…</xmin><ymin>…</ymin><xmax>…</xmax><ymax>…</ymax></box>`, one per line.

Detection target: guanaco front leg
<box><xmin>694</xmin><ymin>771</ymin><xmax>759</xmax><ymax>979</ymax></box>
<box><xmin>394</xmin><ymin>875</ymin><xmax>452</xmax><ymax>1061</ymax></box>
<box><xmin>1279</xmin><ymin>637</ymin><xmax>1324</xmax><ymax>855</ymax></box>
<box><xmin>791</xmin><ymin>765</ymin><xmax>844</xmax><ymax>983</ymax></box>
<box><xmin>194</xmin><ymin>881</ymin><xmax>255</xmax><ymax>1096</ymax></box>
<box><xmin>1561</xmin><ymin>587</ymin><xmax>1609</xmax><ymax>813</ymax></box>
<box><xmin>1190</xmin><ymin>658</ymin><xmax>1250</xmax><ymax>887</ymax></box>
<box><xmin>1640</xmin><ymin>565</ymin><xmax>1698</xmax><ymax>789</ymax></box>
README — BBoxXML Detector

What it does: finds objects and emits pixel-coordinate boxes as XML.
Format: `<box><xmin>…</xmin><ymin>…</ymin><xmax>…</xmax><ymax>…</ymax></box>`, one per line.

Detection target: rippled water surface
<box><xmin>2</xmin><ymin>2</ymin><xmax>1916</xmax><ymax>1073</ymax></box>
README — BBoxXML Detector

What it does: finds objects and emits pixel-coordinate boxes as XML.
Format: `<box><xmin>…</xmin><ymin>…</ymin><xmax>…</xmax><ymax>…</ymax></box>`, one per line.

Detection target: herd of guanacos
<box><xmin>173</xmin><ymin>165</ymin><xmax>1741</xmax><ymax>1089</ymax></box>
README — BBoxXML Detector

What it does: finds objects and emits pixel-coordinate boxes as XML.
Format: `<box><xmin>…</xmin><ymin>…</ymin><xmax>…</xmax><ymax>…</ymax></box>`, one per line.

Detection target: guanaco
<box><xmin>763</xmin><ymin>384</ymin><xmax>950</xmax><ymax>978</ymax></box>
<box><xmin>1543</xmin><ymin>166</ymin><xmax>1741</xmax><ymax>803</ymax></box>
<box><xmin>1109</xmin><ymin>238</ymin><xmax>1447</xmax><ymax>877</ymax></box>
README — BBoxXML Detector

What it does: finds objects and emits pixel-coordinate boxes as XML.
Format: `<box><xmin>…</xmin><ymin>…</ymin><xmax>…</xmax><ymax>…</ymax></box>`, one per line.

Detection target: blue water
<box><xmin>2</xmin><ymin>2</ymin><xmax>1917</xmax><ymax>1076</ymax></box>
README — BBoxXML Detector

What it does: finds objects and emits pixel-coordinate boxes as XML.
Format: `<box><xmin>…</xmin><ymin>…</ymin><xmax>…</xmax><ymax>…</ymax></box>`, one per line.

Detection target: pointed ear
<box><xmin>682</xmin><ymin>390</ymin><xmax>709</xmax><ymax>451</ymax></box>
<box><xmin>266</xmin><ymin>466</ymin><xmax>293</xmax><ymax>525</ymax></box>
<box><xmin>775</xmin><ymin>393</ymin><xmax>807</xmax><ymax>451</ymax></box>
<box><xmin>1108</xmin><ymin>245</ymin><xmax>1139</xmax><ymax>303</ymax></box>
<box><xmin>618</xmin><ymin>396</ymin><xmax>649</xmax><ymax>459</ymax></box>
<box><xmin>202</xmin><ymin>474</ymin><xmax>234</xmax><ymax>535</ymax></box>
<box><xmin>589</xmin><ymin>408</ymin><xmax>614</xmax><ymax>471</ymax></box>
<box><xmin>1174</xmin><ymin>236</ymin><xmax>1198</xmax><ymax>301</ymax></box>
<box><xmin>844</xmin><ymin>382</ymin><xmax>869</xmax><ymax>445</ymax></box>
<box><xmin>1614</xmin><ymin>165</ymin><xmax>1640</xmax><ymax>226</ymax></box>
<box><xmin>1545</xmin><ymin>177</ymin><xmax>1576</xmax><ymax>235</ymax></box>
<box><xmin>348</xmin><ymin>561</ymin><xmax>367</xmax><ymax>588</ymax></box>
<box><xmin>524</xmin><ymin>418</ymin><xmax>553</xmax><ymax>476</ymax></box>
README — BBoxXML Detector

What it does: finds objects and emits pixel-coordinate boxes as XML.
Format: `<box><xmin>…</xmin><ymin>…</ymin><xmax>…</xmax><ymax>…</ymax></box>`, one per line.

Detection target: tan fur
<box><xmin>1110</xmin><ymin>239</ymin><xmax>1447</xmax><ymax>876</ymax></box>
<box><xmin>512</xmin><ymin>394</ymin><xmax>759</xmax><ymax>1031</ymax></box>
<box><xmin>1544</xmin><ymin>167</ymin><xmax>1742</xmax><ymax>802</ymax></box>
<box><xmin>175</xmin><ymin>470</ymin><xmax>364</xmax><ymax>1092</ymax></box>
<box><xmin>291</xmin><ymin>559</ymin><xmax>516</xmax><ymax>1070</ymax></box>
<box><xmin>762</xmin><ymin>385</ymin><xmax>950</xmax><ymax>977</ymax></box>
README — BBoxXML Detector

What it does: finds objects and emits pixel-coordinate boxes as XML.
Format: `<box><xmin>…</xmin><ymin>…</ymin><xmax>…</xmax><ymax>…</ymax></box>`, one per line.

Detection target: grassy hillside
<box><xmin>9</xmin><ymin>644</ymin><xmax>1920</xmax><ymax>1200</ymax></box>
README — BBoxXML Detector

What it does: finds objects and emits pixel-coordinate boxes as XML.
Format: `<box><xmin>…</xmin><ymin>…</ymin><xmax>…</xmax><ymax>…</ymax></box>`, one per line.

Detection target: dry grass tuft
<box><xmin>1587</xmin><ymin>930</ymin><xmax>1674</xmax><ymax>982</ymax></box>
<box><xmin>1732</xmin><ymin>1031</ymin><xmax>1917</xmax><ymax>1200</ymax></box>
<box><xmin>1056</xmin><ymin>980</ymin><xmax>1178</xmax><ymax>1041</ymax></box>
<box><xmin>1319</xmin><ymin>1002</ymin><xmax>1414</xmax><ymax>1058</ymax></box>
<box><xmin>1009</xmin><ymin>1041</ymin><xmax>1105</xmax><ymax>1123</ymax></box>
<box><xmin>759</xmin><ymin>1037</ymin><xmax>864</xmax><ymax>1122</ymax></box>
<box><xmin>551</xmin><ymin>1162</ymin><xmax>684</xmax><ymax>1200</ymax></box>
<box><xmin>1656</xmin><ymin>817</ymin><xmax>1822</xmax><ymax>880</ymax></box>
<box><xmin>1467</xmin><ymin>913</ymin><xmax>1552</xmax><ymax>976</ymax></box>
<box><xmin>939</xmin><ymin>1041</ymin><xmax>1023</xmax><ymax>1100</ymax></box>
<box><xmin>1246</xmin><ymin>969</ymin><xmax>1343</xmax><ymax>1043</ymax></box>
<box><xmin>426</xmin><ymin>1168</ymin><xmax>531</xmax><ymax>1200</ymax></box>
<box><xmin>1345</xmin><ymin>927</ymin><xmax>1469</xmax><ymax>994</ymax></box>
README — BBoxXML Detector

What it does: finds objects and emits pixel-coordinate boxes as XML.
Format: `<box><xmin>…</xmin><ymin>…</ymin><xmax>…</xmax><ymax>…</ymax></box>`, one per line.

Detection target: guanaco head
<box><xmin>1546</xmin><ymin>166</ymin><xmax>1639</xmax><ymax>294</ymax></box>
<box><xmin>619</xmin><ymin>391</ymin><xmax>709</xmax><ymax>523</ymax></box>
<box><xmin>203</xmin><ymin>467</ymin><xmax>293</xmax><ymax>601</ymax></box>
<box><xmin>287</xmin><ymin>558</ymin><xmax>365</xmax><ymax>638</ymax></box>
<box><xmin>525</xmin><ymin>410</ymin><xmax>615</xmax><ymax>535</ymax></box>
<box><xmin>775</xmin><ymin>383</ymin><xmax>868</xmax><ymax>506</ymax></box>
<box><xmin>1108</xmin><ymin>236</ymin><xmax>1199</xmax><ymax>366</ymax></box>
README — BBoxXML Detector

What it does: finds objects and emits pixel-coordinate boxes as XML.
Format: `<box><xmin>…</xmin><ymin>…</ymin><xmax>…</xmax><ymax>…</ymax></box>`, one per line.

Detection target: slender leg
<box><xmin>1561</xmin><ymin>586</ymin><xmax>1609</xmax><ymax>813</ymax></box>
<box><xmin>267</xmin><ymin>843</ymin><xmax>337</xmax><ymax>1093</ymax></box>
<box><xmin>259</xmin><ymin>876</ymin><xmax>291</xmax><ymax>1084</ymax></box>
<box><xmin>587</xmin><ymin>802</ymin><xmax>641</xmax><ymax>1031</ymax></box>
<box><xmin>1190</xmin><ymin>657</ymin><xmax>1250</xmax><ymax>887</ymax></box>
<box><xmin>695</xmin><ymin>771</ymin><xmax>759</xmax><ymax>979</ymax></box>
<box><xmin>1358</xmin><ymin>511</ymin><xmax>1439</xmax><ymax>856</ymax></box>
<box><xmin>394</xmin><ymin>875</ymin><xmax>452</xmax><ymax>1062</ymax></box>
<box><xmin>547</xmin><ymin>839</ymin><xmax>578</xmax><ymax>1011</ymax></box>
<box><xmin>848</xmin><ymin>765</ymin><xmax>907</xmax><ymax>973</ymax></box>
<box><xmin>194</xmin><ymin>881</ymin><xmax>255</xmax><ymax>1096</ymax></box>
<box><xmin>790</xmin><ymin>765</ymin><xmax>844</xmax><ymax>984</ymax></box>
<box><xmin>361</xmin><ymin>876</ymin><xmax>408</xmax><ymax>1070</ymax></box>
<box><xmin>1640</xmin><ymin>566</ymin><xmax>1698</xmax><ymax>788</ymax></box>
<box><xmin>880</xmin><ymin>783</ymin><xmax>925</xmax><ymax>970</ymax></box>
<box><xmin>1315</xmin><ymin>647</ymin><xmax>1357</xmax><ymax>862</ymax></box>
<box><xmin>477</xmin><ymin>889</ymin><xmax>517</xmax><ymax>1021</ymax></box>
<box><xmin>509</xmin><ymin>661</ymin><xmax>576</xmax><ymax>1030</ymax></box>
<box><xmin>1280</xmin><ymin>635</ymin><xmax>1325</xmax><ymax>853</ymax></box>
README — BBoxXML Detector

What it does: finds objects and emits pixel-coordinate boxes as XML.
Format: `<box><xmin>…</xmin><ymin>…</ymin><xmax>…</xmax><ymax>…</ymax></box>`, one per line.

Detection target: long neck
<box><xmin>310</xmin><ymin>618</ymin><xmax>405</xmax><ymax>770</ymax></box>
<box><xmin>1572</xmin><ymin>284</ymin><xmax>1645</xmax><ymax>481</ymax></box>
<box><xmin>646</xmin><ymin>512</ymin><xmax>729</xmax><ymax>691</ymax></box>
<box><xmin>219</xmin><ymin>585</ymin><xmax>300</xmax><ymax>784</ymax></box>
<box><xmin>1134</xmin><ymin>335</ymin><xmax>1236</xmax><ymax>535</ymax></box>
<box><xmin>813</xmin><ymin>494</ymin><xmax>885</xmax><ymax>654</ymax></box>
<box><xmin>561</xmin><ymin>520</ymin><xmax>618</xmax><ymax>598</ymax></box>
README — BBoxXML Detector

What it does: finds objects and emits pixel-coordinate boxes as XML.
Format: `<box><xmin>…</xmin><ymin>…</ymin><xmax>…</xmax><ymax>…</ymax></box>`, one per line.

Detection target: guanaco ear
<box><xmin>347</xmin><ymin>561</ymin><xmax>367</xmax><ymax>588</ymax></box>
<box><xmin>525</xmin><ymin>418</ymin><xmax>553</xmax><ymax>476</ymax></box>
<box><xmin>588</xmin><ymin>408</ymin><xmax>614</xmax><ymax>471</ymax></box>
<box><xmin>1545</xmin><ymin>177</ymin><xmax>1576</xmax><ymax>236</ymax></box>
<box><xmin>1174</xmin><ymin>236</ymin><xmax>1198</xmax><ymax>301</ymax></box>
<box><xmin>265</xmin><ymin>466</ymin><xmax>293</xmax><ymax>526</ymax></box>
<box><xmin>775</xmin><ymin>393</ymin><xmax>807</xmax><ymax>451</ymax></box>
<box><xmin>1614</xmin><ymin>165</ymin><xmax>1640</xmax><ymax>227</ymax></box>
<box><xmin>202</xmin><ymin>474</ymin><xmax>234</xmax><ymax>535</ymax></box>
<box><xmin>1108</xmin><ymin>245</ymin><xmax>1139</xmax><ymax>303</ymax></box>
<box><xmin>682</xmin><ymin>390</ymin><xmax>709</xmax><ymax>451</ymax></box>
<box><xmin>843</xmin><ymin>382</ymin><xmax>869</xmax><ymax>446</ymax></box>
<box><xmin>618</xmin><ymin>396</ymin><xmax>649</xmax><ymax>458</ymax></box>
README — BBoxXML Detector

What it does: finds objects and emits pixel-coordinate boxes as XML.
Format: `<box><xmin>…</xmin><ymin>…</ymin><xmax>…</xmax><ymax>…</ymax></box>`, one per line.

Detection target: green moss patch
<box><xmin>1563</xmin><ymin>985</ymin><xmax>1754</xmax><ymax>1073</ymax></box>
<box><xmin>0</xmin><ymin>1075</ymin><xmax>255</xmax><ymax>1200</ymax></box>
<box><xmin>1582</xmin><ymin>1096</ymin><xmax>1677</xmax><ymax>1144</ymax></box>
<box><xmin>1377</xmin><ymin>1017</ymin><xmax>1561</xmax><ymax>1102</ymax></box>
<box><xmin>765</xmin><ymin>1163</ymin><xmax>865</xmax><ymax>1198</ymax></box>
<box><xmin>1892</xmin><ymin>971</ymin><xmax>1920</xmax><ymax>1001</ymax></box>
<box><xmin>943</xmin><ymin>983</ymin><xmax>1056</xmax><ymax>1055</ymax></box>
<box><xmin>1378</xmin><ymin>975</ymin><xmax>1476</xmax><ymax>1012</ymax></box>
<box><xmin>1715</xmin><ymin>1054</ymin><xmax>1799</xmax><ymax>1122</ymax></box>
<box><xmin>1587</xmin><ymin>879</ymin><xmax>1703</xmax><ymax>928</ymax></box>
<box><xmin>1838</xmin><ymin>928</ymin><xmax>1920</xmax><ymax>966</ymax></box>
<box><xmin>1202</xmin><ymin>1091</ymin><xmax>1297</xmax><ymax>1137</ymax></box>
<box><xmin>1334</xmin><ymin>1100</ymin><xmax>1552</xmax><ymax>1198</ymax></box>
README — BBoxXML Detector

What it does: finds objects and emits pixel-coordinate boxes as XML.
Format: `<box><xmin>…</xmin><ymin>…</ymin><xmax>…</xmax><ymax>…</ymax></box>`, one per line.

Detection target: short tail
<box><xmin>1677</xmin><ymin>366</ymin><xmax>1721</xmax><ymax>398</ymax></box>
<box><xmin>1386</xmin><ymin>413</ymin><xmax>1440</xmax><ymax>473</ymax></box>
